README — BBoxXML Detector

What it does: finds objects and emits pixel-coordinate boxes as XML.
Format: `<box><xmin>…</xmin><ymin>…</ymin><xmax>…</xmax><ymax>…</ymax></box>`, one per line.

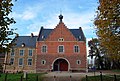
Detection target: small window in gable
<box><xmin>58</xmin><ymin>38</ymin><xmax>64</xmax><ymax>42</ymax></box>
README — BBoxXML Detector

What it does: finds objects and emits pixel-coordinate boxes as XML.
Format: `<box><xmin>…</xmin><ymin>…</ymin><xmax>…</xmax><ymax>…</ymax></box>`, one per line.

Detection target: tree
<box><xmin>94</xmin><ymin>0</ymin><xmax>120</xmax><ymax>61</ymax></box>
<box><xmin>88</xmin><ymin>38</ymin><xmax>105</xmax><ymax>69</ymax></box>
<box><xmin>0</xmin><ymin>0</ymin><xmax>17</xmax><ymax>53</ymax></box>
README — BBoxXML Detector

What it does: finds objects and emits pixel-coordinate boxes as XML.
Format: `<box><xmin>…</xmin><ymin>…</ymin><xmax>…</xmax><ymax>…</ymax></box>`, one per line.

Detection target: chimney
<box><xmin>31</xmin><ymin>33</ymin><xmax>34</xmax><ymax>37</ymax></box>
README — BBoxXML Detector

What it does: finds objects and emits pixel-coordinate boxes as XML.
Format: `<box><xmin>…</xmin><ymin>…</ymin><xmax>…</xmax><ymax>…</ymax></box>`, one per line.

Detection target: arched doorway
<box><xmin>53</xmin><ymin>58</ymin><xmax>68</xmax><ymax>71</ymax></box>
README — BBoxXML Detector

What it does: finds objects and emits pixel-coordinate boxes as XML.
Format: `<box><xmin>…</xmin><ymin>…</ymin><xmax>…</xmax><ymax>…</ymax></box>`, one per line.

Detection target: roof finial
<box><xmin>59</xmin><ymin>14</ymin><xmax>63</xmax><ymax>22</ymax></box>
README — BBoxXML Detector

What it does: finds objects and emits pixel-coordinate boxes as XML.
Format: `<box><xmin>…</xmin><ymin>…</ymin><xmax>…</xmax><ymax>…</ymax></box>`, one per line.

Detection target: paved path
<box><xmin>43</xmin><ymin>71</ymin><xmax>120</xmax><ymax>81</ymax></box>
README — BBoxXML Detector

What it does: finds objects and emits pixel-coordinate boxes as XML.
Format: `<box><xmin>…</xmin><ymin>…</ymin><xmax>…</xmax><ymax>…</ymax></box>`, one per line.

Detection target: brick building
<box><xmin>5</xmin><ymin>15</ymin><xmax>87</xmax><ymax>73</ymax></box>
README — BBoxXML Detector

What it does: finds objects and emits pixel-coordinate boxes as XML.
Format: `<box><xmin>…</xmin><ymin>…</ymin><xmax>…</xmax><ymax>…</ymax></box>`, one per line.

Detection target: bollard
<box><xmin>20</xmin><ymin>75</ymin><xmax>23</xmax><ymax>81</ymax></box>
<box><xmin>36</xmin><ymin>75</ymin><xmax>38</xmax><ymax>81</ymax></box>
<box><xmin>54</xmin><ymin>75</ymin><xmax>56</xmax><ymax>81</ymax></box>
<box><xmin>114</xmin><ymin>74</ymin><xmax>117</xmax><ymax>81</ymax></box>
<box><xmin>100</xmin><ymin>72</ymin><xmax>103</xmax><ymax>81</ymax></box>
<box><xmin>26</xmin><ymin>73</ymin><xmax>28</xmax><ymax>81</ymax></box>
<box><xmin>5</xmin><ymin>72</ymin><xmax>8</xmax><ymax>81</ymax></box>
<box><xmin>86</xmin><ymin>75</ymin><xmax>88</xmax><ymax>81</ymax></box>
<box><xmin>70</xmin><ymin>75</ymin><xmax>72</xmax><ymax>81</ymax></box>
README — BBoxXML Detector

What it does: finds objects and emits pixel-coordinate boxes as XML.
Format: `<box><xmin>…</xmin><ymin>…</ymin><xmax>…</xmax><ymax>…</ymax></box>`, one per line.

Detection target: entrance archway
<box><xmin>53</xmin><ymin>58</ymin><xmax>68</xmax><ymax>71</ymax></box>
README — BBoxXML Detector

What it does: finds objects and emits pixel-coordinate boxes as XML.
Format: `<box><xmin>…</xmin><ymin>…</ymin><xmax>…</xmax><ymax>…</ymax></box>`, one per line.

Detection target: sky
<box><xmin>10</xmin><ymin>0</ymin><xmax>98</xmax><ymax>56</ymax></box>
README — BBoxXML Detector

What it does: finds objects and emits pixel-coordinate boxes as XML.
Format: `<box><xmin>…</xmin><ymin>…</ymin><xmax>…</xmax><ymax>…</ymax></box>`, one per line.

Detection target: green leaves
<box><xmin>94</xmin><ymin>0</ymin><xmax>120</xmax><ymax>60</ymax></box>
<box><xmin>0</xmin><ymin>0</ymin><xmax>17</xmax><ymax>53</ymax></box>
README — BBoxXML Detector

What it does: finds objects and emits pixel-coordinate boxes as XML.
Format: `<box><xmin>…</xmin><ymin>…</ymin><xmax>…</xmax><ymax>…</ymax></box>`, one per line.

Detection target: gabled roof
<box><xmin>13</xmin><ymin>36</ymin><xmax>37</xmax><ymax>48</ymax></box>
<box><xmin>37</xmin><ymin>27</ymin><xmax>86</xmax><ymax>41</ymax></box>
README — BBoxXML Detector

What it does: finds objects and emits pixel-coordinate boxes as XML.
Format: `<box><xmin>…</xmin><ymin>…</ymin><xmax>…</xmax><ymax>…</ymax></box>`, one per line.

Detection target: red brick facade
<box><xmin>36</xmin><ymin>17</ymin><xmax>87</xmax><ymax>72</ymax></box>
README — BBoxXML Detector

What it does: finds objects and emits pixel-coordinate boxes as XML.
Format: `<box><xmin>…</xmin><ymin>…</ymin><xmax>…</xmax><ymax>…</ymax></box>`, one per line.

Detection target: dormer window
<box><xmin>58</xmin><ymin>38</ymin><xmax>64</xmax><ymax>42</ymax></box>
<box><xmin>42</xmin><ymin>35</ymin><xmax>44</xmax><ymax>39</ymax></box>
<box><xmin>21</xmin><ymin>43</ymin><xmax>25</xmax><ymax>47</ymax></box>
<box><xmin>78</xmin><ymin>36</ymin><xmax>81</xmax><ymax>39</ymax></box>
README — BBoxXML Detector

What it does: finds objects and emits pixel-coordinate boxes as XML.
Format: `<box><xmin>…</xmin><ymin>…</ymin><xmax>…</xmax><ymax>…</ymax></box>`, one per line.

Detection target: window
<box><xmin>58</xmin><ymin>45</ymin><xmax>64</xmax><ymax>53</ymax></box>
<box><xmin>11</xmin><ymin>48</ymin><xmax>15</xmax><ymax>56</ymax></box>
<box><xmin>19</xmin><ymin>50</ymin><xmax>24</xmax><ymax>56</ymax></box>
<box><xmin>19</xmin><ymin>58</ymin><xmax>24</xmax><ymax>66</ymax></box>
<box><xmin>74</xmin><ymin>45</ymin><xmax>79</xmax><ymax>53</ymax></box>
<box><xmin>41</xmin><ymin>60</ymin><xmax>46</xmax><ymax>65</ymax></box>
<box><xmin>76</xmin><ymin>60</ymin><xmax>81</xmax><ymax>65</ymax></box>
<box><xmin>58</xmin><ymin>38</ymin><xmax>64</xmax><ymax>42</ymax></box>
<box><xmin>28</xmin><ymin>58</ymin><xmax>32</xmax><ymax>65</ymax></box>
<box><xmin>10</xmin><ymin>58</ymin><xmax>14</xmax><ymax>65</ymax></box>
<box><xmin>41</xmin><ymin>45</ymin><xmax>47</xmax><ymax>53</ymax></box>
<box><xmin>29</xmin><ymin>49</ymin><xmax>33</xmax><ymax>56</ymax></box>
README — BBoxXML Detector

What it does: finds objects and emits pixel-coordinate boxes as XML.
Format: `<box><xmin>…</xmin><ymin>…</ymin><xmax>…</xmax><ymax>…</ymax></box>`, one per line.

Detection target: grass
<box><xmin>112</xmin><ymin>69</ymin><xmax>120</xmax><ymax>73</ymax></box>
<box><xmin>81</xmin><ymin>75</ymin><xmax>120</xmax><ymax>81</ymax></box>
<box><xmin>0</xmin><ymin>73</ymin><xmax>46</xmax><ymax>81</ymax></box>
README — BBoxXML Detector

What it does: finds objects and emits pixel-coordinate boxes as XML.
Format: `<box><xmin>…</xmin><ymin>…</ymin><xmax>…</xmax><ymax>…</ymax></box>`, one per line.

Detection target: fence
<box><xmin>0</xmin><ymin>72</ymin><xmax>120</xmax><ymax>81</ymax></box>
<box><xmin>85</xmin><ymin>72</ymin><xmax>120</xmax><ymax>81</ymax></box>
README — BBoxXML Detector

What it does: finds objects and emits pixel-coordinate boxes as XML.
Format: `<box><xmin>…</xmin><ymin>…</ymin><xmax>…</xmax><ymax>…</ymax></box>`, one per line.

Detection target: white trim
<box><xmin>76</xmin><ymin>60</ymin><xmax>81</xmax><ymax>65</ymax></box>
<box><xmin>18</xmin><ymin>58</ymin><xmax>24</xmax><ymax>66</ymax></box>
<box><xmin>52</xmin><ymin>57</ymin><xmax>70</xmax><ymax>71</ymax></box>
<box><xmin>19</xmin><ymin>49</ymin><xmax>25</xmax><ymax>56</ymax></box>
<box><xmin>28</xmin><ymin>49</ymin><xmax>33</xmax><ymax>57</ymax></box>
<box><xmin>41</xmin><ymin>45</ymin><xmax>47</xmax><ymax>53</ymax></box>
<box><xmin>58</xmin><ymin>45</ymin><xmax>64</xmax><ymax>53</ymax></box>
<box><xmin>41</xmin><ymin>60</ymin><xmax>46</xmax><ymax>65</ymax></box>
<box><xmin>58</xmin><ymin>38</ymin><xmax>64</xmax><ymax>42</ymax></box>
<box><xmin>10</xmin><ymin>57</ymin><xmax>15</xmax><ymax>65</ymax></box>
<box><xmin>27</xmin><ymin>58</ymin><xmax>32</xmax><ymax>66</ymax></box>
<box><xmin>10</xmin><ymin>48</ymin><xmax>15</xmax><ymax>56</ymax></box>
<box><xmin>74</xmin><ymin>45</ymin><xmax>80</xmax><ymax>53</ymax></box>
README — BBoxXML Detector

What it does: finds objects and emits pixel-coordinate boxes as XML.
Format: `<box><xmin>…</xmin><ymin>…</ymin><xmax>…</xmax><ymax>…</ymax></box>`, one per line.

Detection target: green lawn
<box><xmin>0</xmin><ymin>73</ymin><xmax>46</xmax><ymax>81</ymax></box>
<box><xmin>81</xmin><ymin>75</ymin><xmax>120</xmax><ymax>81</ymax></box>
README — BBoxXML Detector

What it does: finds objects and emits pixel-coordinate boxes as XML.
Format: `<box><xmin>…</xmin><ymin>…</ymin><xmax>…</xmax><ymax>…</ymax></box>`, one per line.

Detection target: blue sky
<box><xmin>10</xmin><ymin>0</ymin><xmax>98</xmax><ymax>43</ymax></box>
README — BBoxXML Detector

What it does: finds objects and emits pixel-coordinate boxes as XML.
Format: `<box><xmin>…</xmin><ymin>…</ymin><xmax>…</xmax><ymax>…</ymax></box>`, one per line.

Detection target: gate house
<box><xmin>36</xmin><ymin>14</ymin><xmax>87</xmax><ymax>72</ymax></box>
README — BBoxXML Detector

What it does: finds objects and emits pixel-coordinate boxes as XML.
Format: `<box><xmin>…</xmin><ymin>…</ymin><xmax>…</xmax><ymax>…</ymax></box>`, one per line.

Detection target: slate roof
<box><xmin>13</xmin><ymin>36</ymin><xmax>37</xmax><ymax>48</ymax></box>
<box><xmin>37</xmin><ymin>27</ymin><xmax>86</xmax><ymax>41</ymax></box>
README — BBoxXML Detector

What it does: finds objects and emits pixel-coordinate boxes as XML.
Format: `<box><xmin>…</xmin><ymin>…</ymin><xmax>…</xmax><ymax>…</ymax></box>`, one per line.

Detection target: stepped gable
<box><xmin>37</xmin><ymin>14</ymin><xmax>86</xmax><ymax>42</ymax></box>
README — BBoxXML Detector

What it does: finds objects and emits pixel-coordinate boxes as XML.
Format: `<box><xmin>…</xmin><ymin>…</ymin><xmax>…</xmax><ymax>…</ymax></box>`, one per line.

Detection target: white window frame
<box><xmin>19</xmin><ymin>49</ymin><xmax>24</xmax><ymax>56</ymax></box>
<box><xmin>74</xmin><ymin>45</ymin><xmax>80</xmax><ymax>53</ymax></box>
<box><xmin>58</xmin><ymin>38</ymin><xmax>64</xmax><ymax>42</ymax></box>
<box><xmin>11</xmin><ymin>48</ymin><xmax>15</xmax><ymax>56</ymax></box>
<box><xmin>41</xmin><ymin>60</ymin><xmax>46</xmax><ymax>65</ymax></box>
<box><xmin>58</xmin><ymin>45</ymin><xmax>64</xmax><ymax>53</ymax></box>
<box><xmin>10</xmin><ymin>57</ymin><xmax>14</xmax><ymax>65</ymax></box>
<box><xmin>18</xmin><ymin>58</ymin><xmax>24</xmax><ymax>66</ymax></box>
<box><xmin>41</xmin><ymin>45</ymin><xmax>47</xmax><ymax>53</ymax></box>
<box><xmin>27</xmin><ymin>58</ymin><xmax>32</xmax><ymax>66</ymax></box>
<box><xmin>28</xmin><ymin>49</ymin><xmax>33</xmax><ymax>56</ymax></box>
<box><xmin>76</xmin><ymin>60</ymin><xmax>81</xmax><ymax>65</ymax></box>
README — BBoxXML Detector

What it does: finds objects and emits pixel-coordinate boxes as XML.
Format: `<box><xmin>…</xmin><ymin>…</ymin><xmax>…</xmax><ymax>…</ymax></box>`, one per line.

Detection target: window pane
<box><xmin>76</xmin><ymin>60</ymin><xmax>81</xmax><ymax>65</ymax></box>
<box><xmin>19</xmin><ymin>58</ymin><xmax>23</xmax><ymax>65</ymax></box>
<box><xmin>74</xmin><ymin>46</ymin><xmax>79</xmax><ymax>53</ymax></box>
<box><xmin>11</xmin><ymin>48</ymin><xmax>15</xmax><ymax>56</ymax></box>
<box><xmin>41</xmin><ymin>60</ymin><xmax>46</xmax><ymax>65</ymax></box>
<box><xmin>29</xmin><ymin>50</ymin><xmax>33</xmax><ymax>56</ymax></box>
<box><xmin>10</xmin><ymin>58</ymin><xmax>14</xmax><ymax>65</ymax></box>
<box><xmin>59</xmin><ymin>46</ymin><xmax>64</xmax><ymax>53</ymax></box>
<box><xmin>20</xmin><ymin>50</ymin><xmax>24</xmax><ymax>56</ymax></box>
<box><xmin>28</xmin><ymin>58</ymin><xmax>32</xmax><ymax>65</ymax></box>
<box><xmin>42</xmin><ymin>46</ymin><xmax>47</xmax><ymax>53</ymax></box>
